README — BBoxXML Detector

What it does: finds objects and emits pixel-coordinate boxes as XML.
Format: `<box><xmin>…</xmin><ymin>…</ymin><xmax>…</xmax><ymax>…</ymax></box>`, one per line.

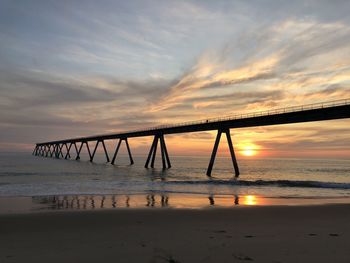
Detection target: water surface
<box><xmin>1</xmin><ymin>152</ymin><xmax>349</xmax><ymax>201</ymax></box>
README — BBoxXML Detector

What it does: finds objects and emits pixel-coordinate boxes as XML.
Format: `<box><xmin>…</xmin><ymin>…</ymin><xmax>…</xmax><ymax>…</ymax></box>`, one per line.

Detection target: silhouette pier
<box><xmin>34</xmin><ymin>99</ymin><xmax>350</xmax><ymax>176</ymax></box>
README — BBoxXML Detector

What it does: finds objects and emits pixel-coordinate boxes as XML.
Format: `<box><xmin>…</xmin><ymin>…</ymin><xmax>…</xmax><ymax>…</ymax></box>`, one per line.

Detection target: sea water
<box><xmin>1</xmin><ymin>152</ymin><xmax>349</xmax><ymax>200</ymax></box>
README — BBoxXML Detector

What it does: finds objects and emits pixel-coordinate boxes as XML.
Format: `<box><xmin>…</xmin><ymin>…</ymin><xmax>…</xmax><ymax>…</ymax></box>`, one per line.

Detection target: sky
<box><xmin>0</xmin><ymin>0</ymin><xmax>349</xmax><ymax>158</ymax></box>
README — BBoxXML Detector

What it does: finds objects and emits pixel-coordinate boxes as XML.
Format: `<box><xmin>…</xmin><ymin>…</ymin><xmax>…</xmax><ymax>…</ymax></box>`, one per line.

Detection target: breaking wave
<box><xmin>166</xmin><ymin>180</ymin><xmax>350</xmax><ymax>190</ymax></box>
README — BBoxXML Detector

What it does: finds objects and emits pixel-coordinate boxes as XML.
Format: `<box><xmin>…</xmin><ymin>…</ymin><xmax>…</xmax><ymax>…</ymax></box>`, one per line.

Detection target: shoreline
<box><xmin>1</xmin><ymin>193</ymin><xmax>350</xmax><ymax>214</ymax></box>
<box><xmin>1</xmin><ymin>204</ymin><xmax>350</xmax><ymax>262</ymax></box>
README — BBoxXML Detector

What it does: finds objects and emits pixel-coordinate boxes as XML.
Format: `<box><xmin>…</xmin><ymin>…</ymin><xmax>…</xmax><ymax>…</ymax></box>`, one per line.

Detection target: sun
<box><xmin>241</xmin><ymin>145</ymin><xmax>257</xmax><ymax>157</ymax></box>
<box><xmin>243</xmin><ymin>148</ymin><xmax>255</xmax><ymax>156</ymax></box>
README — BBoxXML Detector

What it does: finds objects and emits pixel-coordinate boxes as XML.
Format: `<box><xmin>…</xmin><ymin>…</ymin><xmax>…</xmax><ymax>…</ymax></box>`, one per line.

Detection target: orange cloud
<box><xmin>148</xmin><ymin>53</ymin><xmax>280</xmax><ymax>112</ymax></box>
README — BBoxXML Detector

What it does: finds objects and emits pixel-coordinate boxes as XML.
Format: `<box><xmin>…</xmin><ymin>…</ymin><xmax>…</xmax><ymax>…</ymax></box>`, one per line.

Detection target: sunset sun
<box><xmin>241</xmin><ymin>145</ymin><xmax>258</xmax><ymax>157</ymax></box>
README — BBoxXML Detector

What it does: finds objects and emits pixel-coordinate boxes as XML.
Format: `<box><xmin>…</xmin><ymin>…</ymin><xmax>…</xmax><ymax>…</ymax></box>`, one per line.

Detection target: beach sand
<box><xmin>1</xmin><ymin>205</ymin><xmax>350</xmax><ymax>263</ymax></box>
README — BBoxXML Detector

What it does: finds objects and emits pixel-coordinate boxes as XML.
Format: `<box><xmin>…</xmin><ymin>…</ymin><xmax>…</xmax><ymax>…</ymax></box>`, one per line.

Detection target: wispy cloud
<box><xmin>148</xmin><ymin>18</ymin><xmax>350</xmax><ymax>113</ymax></box>
<box><xmin>149</xmin><ymin>52</ymin><xmax>280</xmax><ymax>111</ymax></box>
<box><xmin>0</xmin><ymin>1</ymin><xmax>349</xmax><ymax>156</ymax></box>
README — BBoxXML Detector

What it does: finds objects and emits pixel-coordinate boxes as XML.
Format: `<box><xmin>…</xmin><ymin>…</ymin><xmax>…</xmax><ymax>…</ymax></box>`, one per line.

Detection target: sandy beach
<box><xmin>1</xmin><ymin>204</ymin><xmax>350</xmax><ymax>263</ymax></box>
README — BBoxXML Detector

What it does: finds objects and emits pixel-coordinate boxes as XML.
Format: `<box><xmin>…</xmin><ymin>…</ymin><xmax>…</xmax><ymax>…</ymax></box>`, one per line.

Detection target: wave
<box><xmin>165</xmin><ymin>179</ymin><xmax>350</xmax><ymax>190</ymax></box>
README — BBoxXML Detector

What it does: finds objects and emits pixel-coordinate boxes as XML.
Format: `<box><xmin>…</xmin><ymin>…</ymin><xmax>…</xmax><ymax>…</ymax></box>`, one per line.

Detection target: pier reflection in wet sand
<box><xmin>31</xmin><ymin>194</ymin><xmax>266</xmax><ymax>210</ymax></box>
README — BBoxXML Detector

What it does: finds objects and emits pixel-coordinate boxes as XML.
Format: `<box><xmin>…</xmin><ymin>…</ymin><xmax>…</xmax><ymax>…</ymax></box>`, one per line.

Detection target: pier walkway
<box><xmin>34</xmin><ymin>99</ymin><xmax>350</xmax><ymax>176</ymax></box>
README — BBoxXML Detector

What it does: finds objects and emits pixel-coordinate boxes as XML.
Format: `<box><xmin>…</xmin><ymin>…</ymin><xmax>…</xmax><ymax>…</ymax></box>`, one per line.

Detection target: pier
<box><xmin>33</xmin><ymin>99</ymin><xmax>350</xmax><ymax>176</ymax></box>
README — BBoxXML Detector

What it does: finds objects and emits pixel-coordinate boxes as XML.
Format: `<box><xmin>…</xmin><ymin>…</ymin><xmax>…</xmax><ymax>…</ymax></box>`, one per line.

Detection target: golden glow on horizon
<box><xmin>242</xmin><ymin>147</ymin><xmax>255</xmax><ymax>156</ymax></box>
<box><xmin>240</xmin><ymin>144</ymin><xmax>258</xmax><ymax>157</ymax></box>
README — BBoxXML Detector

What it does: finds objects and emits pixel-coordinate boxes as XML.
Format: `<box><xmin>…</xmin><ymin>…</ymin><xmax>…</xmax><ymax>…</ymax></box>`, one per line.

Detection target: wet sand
<box><xmin>1</xmin><ymin>205</ymin><xmax>350</xmax><ymax>263</ymax></box>
<box><xmin>2</xmin><ymin>194</ymin><xmax>350</xmax><ymax>213</ymax></box>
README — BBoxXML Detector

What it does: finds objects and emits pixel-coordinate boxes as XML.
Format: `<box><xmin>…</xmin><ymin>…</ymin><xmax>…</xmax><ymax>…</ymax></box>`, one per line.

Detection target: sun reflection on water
<box><xmin>242</xmin><ymin>195</ymin><xmax>258</xmax><ymax>205</ymax></box>
<box><xmin>30</xmin><ymin>194</ymin><xmax>268</xmax><ymax>210</ymax></box>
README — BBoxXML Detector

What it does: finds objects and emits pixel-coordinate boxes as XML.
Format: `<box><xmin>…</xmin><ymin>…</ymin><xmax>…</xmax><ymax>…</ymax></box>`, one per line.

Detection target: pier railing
<box><xmin>34</xmin><ymin>97</ymin><xmax>350</xmax><ymax>177</ymax></box>
<box><xmin>99</xmin><ymin>98</ymin><xmax>350</xmax><ymax>137</ymax></box>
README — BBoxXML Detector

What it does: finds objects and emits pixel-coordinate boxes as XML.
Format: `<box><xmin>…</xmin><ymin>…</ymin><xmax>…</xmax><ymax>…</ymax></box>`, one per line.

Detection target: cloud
<box><xmin>0</xmin><ymin>1</ymin><xmax>350</xmax><ymax>155</ymax></box>
<box><xmin>147</xmin><ymin>17</ymin><xmax>350</xmax><ymax>113</ymax></box>
<box><xmin>0</xmin><ymin>72</ymin><xmax>120</xmax><ymax>108</ymax></box>
<box><xmin>148</xmin><ymin>52</ymin><xmax>280</xmax><ymax>112</ymax></box>
<box><xmin>0</xmin><ymin>65</ymin><xmax>181</xmax><ymax>146</ymax></box>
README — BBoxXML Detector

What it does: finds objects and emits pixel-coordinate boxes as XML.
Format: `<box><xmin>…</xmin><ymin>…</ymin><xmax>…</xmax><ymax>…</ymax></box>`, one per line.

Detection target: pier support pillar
<box><xmin>54</xmin><ymin>144</ymin><xmax>58</xmax><ymax>158</ymax></box>
<box><xmin>50</xmin><ymin>144</ymin><xmax>56</xmax><ymax>158</ymax></box>
<box><xmin>50</xmin><ymin>145</ymin><xmax>54</xmax><ymax>157</ymax></box>
<box><xmin>91</xmin><ymin>141</ymin><xmax>100</xmax><ymax>162</ymax></box>
<box><xmin>64</xmin><ymin>143</ymin><xmax>72</xmax><ymax>159</ymax></box>
<box><xmin>50</xmin><ymin>145</ymin><xmax>53</xmax><ymax>157</ymax></box>
<box><xmin>86</xmin><ymin>142</ymin><xmax>92</xmax><ymax>160</ymax></box>
<box><xmin>32</xmin><ymin>145</ymin><xmax>38</xmax><ymax>155</ymax></box>
<box><xmin>49</xmin><ymin>145</ymin><xmax>54</xmax><ymax>157</ymax></box>
<box><xmin>74</xmin><ymin>142</ymin><xmax>92</xmax><ymax>160</ymax></box>
<box><xmin>56</xmin><ymin>144</ymin><xmax>61</xmax><ymax>158</ymax></box>
<box><xmin>145</xmin><ymin>134</ymin><xmax>171</xmax><ymax>169</ymax></box>
<box><xmin>90</xmin><ymin>140</ymin><xmax>110</xmax><ymax>162</ymax></box>
<box><xmin>111</xmin><ymin>138</ymin><xmax>133</xmax><ymax>165</ymax></box>
<box><xmin>102</xmin><ymin>140</ymin><xmax>110</xmax><ymax>163</ymax></box>
<box><xmin>206</xmin><ymin>128</ymin><xmax>239</xmax><ymax>177</ymax></box>
<box><xmin>72</xmin><ymin>142</ymin><xmax>78</xmax><ymax>160</ymax></box>
<box><xmin>76</xmin><ymin>142</ymin><xmax>83</xmax><ymax>160</ymax></box>
<box><xmin>58</xmin><ymin>144</ymin><xmax>64</xmax><ymax>158</ymax></box>
<box><xmin>42</xmin><ymin>145</ymin><xmax>46</xmax><ymax>157</ymax></box>
<box><xmin>45</xmin><ymin>145</ymin><xmax>50</xmax><ymax>157</ymax></box>
<box><xmin>37</xmin><ymin>145</ymin><xmax>42</xmax><ymax>156</ymax></box>
<box><xmin>38</xmin><ymin>146</ymin><xmax>42</xmax><ymax>156</ymax></box>
<box><xmin>45</xmin><ymin>145</ymin><xmax>48</xmax><ymax>156</ymax></box>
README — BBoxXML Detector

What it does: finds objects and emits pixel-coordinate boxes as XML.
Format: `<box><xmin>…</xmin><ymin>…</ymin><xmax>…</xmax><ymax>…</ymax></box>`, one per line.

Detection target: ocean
<box><xmin>0</xmin><ymin>152</ymin><xmax>349</xmax><ymax>211</ymax></box>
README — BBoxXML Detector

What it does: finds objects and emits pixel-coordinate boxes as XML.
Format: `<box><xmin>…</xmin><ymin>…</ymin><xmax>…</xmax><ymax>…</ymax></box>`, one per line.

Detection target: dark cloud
<box><xmin>0</xmin><ymin>70</ymin><xmax>176</xmax><ymax>107</ymax></box>
<box><xmin>0</xmin><ymin>71</ymin><xmax>117</xmax><ymax>107</ymax></box>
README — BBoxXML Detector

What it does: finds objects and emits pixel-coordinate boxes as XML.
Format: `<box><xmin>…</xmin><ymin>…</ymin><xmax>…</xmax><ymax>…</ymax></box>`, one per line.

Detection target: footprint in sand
<box><xmin>233</xmin><ymin>254</ymin><xmax>254</xmax><ymax>261</ymax></box>
<box><xmin>329</xmin><ymin>233</ymin><xmax>340</xmax><ymax>237</ymax></box>
<box><xmin>213</xmin><ymin>230</ymin><xmax>227</xmax><ymax>233</ymax></box>
<box><xmin>153</xmin><ymin>248</ymin><xmax>181</xmax><ymax>263</ymax></box>
<box><xmin>139</xmin><ymin>242</ymin><xmax>146</xmax><ymax>247</ymax></box>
